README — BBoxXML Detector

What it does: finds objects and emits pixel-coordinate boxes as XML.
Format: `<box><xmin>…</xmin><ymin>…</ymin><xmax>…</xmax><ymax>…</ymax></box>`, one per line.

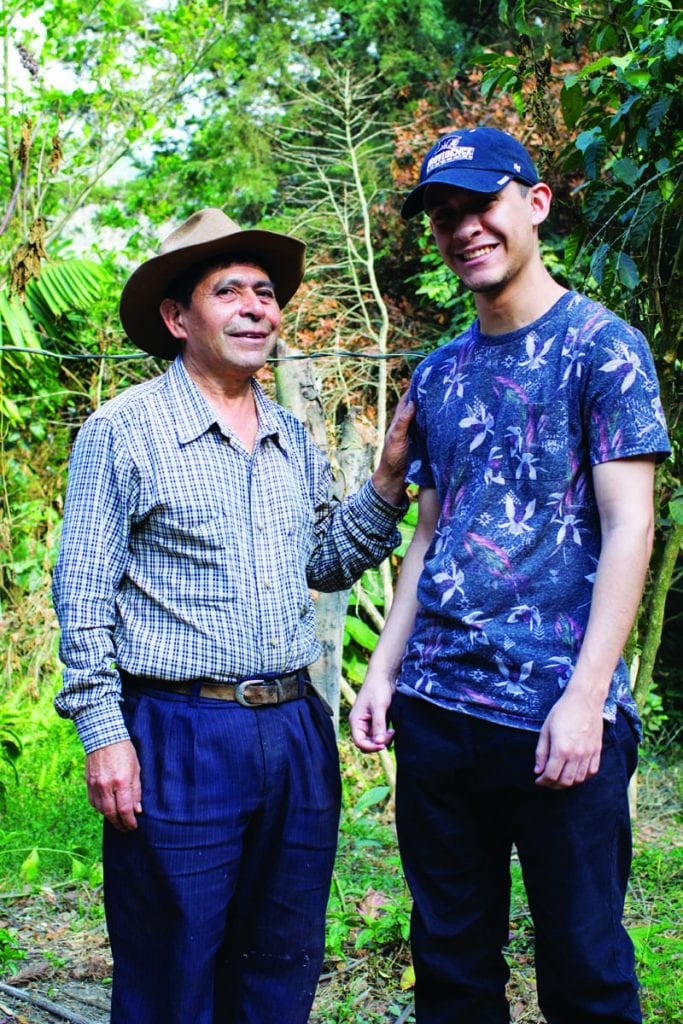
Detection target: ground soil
<box><xmin>0</xmin><ymin>762</ymin><xmax>679</xmax><ymax>1024</ymax></box>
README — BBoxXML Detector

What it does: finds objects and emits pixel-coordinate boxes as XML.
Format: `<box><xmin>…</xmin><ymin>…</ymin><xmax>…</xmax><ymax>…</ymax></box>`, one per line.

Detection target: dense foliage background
<box><xmin>0</xmin><ymin>1</ymin><xmax>681</xmax><ymax>1019</ymax></box>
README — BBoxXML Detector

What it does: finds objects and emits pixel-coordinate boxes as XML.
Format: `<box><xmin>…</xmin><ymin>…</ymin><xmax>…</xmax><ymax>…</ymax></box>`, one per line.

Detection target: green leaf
<box><xmin>669</xmin><ymin>488</ymin><xmax>683</xmax><ymax>526</ymax></box>
<box><xmin>590</xmin><ymin>243</ymin><xmax>610</xmax><ymax>285</ymax></box>
<box><xmin>646</xmin><ymin>96</ymin><xmax>671</xmax><ymax>131</ymax></box>
<box><xmin>615</xmin><ymin>252</ymin><xmax>639</xmax><ymax>290</ymax></box>
<box><xmin>352</xmin><ymin>785</ymin><xmax>390</xmax><ymax>815</ymax></box>
<box><xmin>560</xmin><ymin>81</ymin><xmax>583</xmax><ymax>131</ymax></box>
<box><xmin>663</xmin><ymin>36</ymin><xmax>680</xmax><ymax>60</ymax></box>
<box><xmin>344</xmin><ymin>615</ymin><xmax>379</xmax><ymax>652</ymax></box>
<box><xmin>566</xmin><ymin>55</ymin><xmax>612</xmax><ymax>82</ymax></box>
<box><xmin>611</xmin><ymin>158</ymin><xmax>642</xmax><ymax>186</ymax></box>
<box><xmin>575</xmin><ymin>127</ymin><xmax>602</xmax><ymax>154</ymax></box>
<box><xmin>0</xmin><ymin>293</ymin><xmax>41</xmax><ymax>350</ymax></box>
<box><xmin>512</xmin><ymin>0</ymin><xmax>528</xmax><ymax>36</ymax></box>
<box><xmin>611</xmin><ymin>54</ymin><xmax>635</xmax><ymax>72</ymax></box>
<box><xmin>403</xmin><ymin>501</ymin><xmax>419</xmax><ymax>527</ymax></box>
<box><xmin>622</xmin><ymin>70</ymin><xmax>651</xmax><ymax>90</ymax></box>
<box><xmin>20</xmin><ymin>847</ymin><xmax>41</xmax><ymax>884</ymax></box>
<box><xmin>610</xmin><ymin>94</ymin><xmax>639</xmax><ymax>127</ymax></box>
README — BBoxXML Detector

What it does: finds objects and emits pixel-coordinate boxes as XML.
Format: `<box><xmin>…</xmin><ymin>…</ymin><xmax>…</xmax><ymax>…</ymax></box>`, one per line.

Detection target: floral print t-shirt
<box><xmin>398</xmin><ymin>291</ymin><xmax>670</xmax><ymax>733</ymax></box>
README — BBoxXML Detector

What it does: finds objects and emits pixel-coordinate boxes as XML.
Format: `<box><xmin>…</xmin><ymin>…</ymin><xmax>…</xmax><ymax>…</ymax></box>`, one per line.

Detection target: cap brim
<box><xmin>401</xmin><ymin>169</ymin><xmax>520</xmax><ymax>220</ymax></box>
<box><xmin>119</xmin><ymin>229</ymin><xmax>306</xmax><ymax>359</ymax></box>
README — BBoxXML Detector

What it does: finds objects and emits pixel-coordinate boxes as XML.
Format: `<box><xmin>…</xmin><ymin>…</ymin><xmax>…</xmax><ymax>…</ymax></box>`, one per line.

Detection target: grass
<box><xmin>0</xmin><ymin>712</ymin><xmax>681</xmax><ymax>1022</ymax></box>
<box><xmin>316</xmin><ymin>732</ymin><xmax>683</xmax><ymax>1023</ymax></box>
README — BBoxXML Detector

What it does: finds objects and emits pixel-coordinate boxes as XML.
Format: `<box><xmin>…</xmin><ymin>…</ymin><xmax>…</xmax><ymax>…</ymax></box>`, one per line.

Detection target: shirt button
<box><xmin>256</xmin><ymin>521</ymin><xmax>265</xmax><ymax>530</ymax></box>
<box><xmin>264</xmin><ymin>578</ymin><xmax>273</xmax><ymax>588</ymax></box>
<box><xmin>270</xmin><ymin>638</ymin><xmax>278</xmax><ymax>647</ymax></box>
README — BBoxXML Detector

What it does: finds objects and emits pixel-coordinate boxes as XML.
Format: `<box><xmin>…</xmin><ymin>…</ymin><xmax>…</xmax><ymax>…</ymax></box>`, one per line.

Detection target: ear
<box><xmin>159</xmin><ymin>297</ymin><xmax>188</xmax><ymax>340</ymax></box>
<box><xmin>529</xmin><ymin>182</ymin><xmax>552</xmax><ymax>227</ymax></box>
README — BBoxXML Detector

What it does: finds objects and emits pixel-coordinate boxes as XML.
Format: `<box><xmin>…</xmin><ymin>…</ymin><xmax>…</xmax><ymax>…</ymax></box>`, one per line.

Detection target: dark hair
<box><xmin>165</xmin><ymin>253</ymin><xmax>270</xmax><ymax>307</ymax></box>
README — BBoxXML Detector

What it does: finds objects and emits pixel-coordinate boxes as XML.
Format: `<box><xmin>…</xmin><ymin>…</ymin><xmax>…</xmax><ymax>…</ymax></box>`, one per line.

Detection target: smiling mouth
<box><xmin>459</xmin><ymin>245</ymin><xmax>497</xmax><ymax>263</ymax></box>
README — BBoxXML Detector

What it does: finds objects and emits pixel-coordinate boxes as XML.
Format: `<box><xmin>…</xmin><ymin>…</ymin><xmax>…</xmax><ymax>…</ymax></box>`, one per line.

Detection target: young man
<box><xmin>53</xmin><ymin>208</ymin><xmax>413</xmax><ymax>1024</ymax></box>
<box><xmin>350</xmin><ymin>127</ymin><xmax>670</xmax><ymax>1023</ymax></box>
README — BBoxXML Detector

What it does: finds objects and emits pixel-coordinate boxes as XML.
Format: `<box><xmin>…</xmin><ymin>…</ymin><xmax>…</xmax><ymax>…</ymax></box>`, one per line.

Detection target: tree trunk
<box><xmin>274</xmin><ymin>345</ymin><xmax>375</xmax><ymax>730</ymax></box>
<box><xmin>633</xmin><ymin>521</ymin><xmax>683</xmax><ymax>712</ymax></box>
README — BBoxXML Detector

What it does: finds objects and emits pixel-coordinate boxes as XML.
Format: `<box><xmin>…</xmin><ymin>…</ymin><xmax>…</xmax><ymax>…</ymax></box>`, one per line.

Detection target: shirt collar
<box><xmin>167</xmin><ymin>356</ymin><xmax>285</xmax><ymax>448</ymax></box>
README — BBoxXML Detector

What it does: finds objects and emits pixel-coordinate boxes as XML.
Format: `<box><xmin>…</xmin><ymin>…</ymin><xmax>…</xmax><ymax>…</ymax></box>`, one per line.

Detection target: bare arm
<box><xmin>534</xmin><ymin>456</ymin><xmax>655</xmax><ymax>789</ymax></box>
<box><xmin>86</xmin><ymin>739</ymin><xmax>142</xmax><ymax>831</ymax></box>
<box><xmin>349</xmin><ymin>488</ymin><xmax>441</xmax><ymax>751</ymax></box>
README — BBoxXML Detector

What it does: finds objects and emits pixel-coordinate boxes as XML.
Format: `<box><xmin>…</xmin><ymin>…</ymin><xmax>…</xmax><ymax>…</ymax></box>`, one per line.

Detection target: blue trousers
<box><xmin>103</xmin><ymin>685</ymin><xmax>341</xmax><ymax>1024</ymax></box>
<box><xmin>391</xmin><ymin>693</ymin><xmax>641</xmax><ymax>1024</ymax></box>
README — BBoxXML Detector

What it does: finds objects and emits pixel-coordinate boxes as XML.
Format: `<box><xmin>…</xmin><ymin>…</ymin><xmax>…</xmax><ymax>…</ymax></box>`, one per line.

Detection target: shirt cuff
<box><xmin>72</xmin><ymin>698</ymin><xmax>130</xmax><ymax>754</ymax></box>
<box><xmin>364</xmin><ymin>478</ymin><xmax>409</xmax><ymax>519</ymax></box>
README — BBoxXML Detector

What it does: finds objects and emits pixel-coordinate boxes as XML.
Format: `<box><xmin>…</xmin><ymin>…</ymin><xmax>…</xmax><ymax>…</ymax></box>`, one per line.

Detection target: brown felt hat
<box><xmin>119</xmin><ymin>208</ymin><xmax>306</xmax><ymax>359</ymax></box>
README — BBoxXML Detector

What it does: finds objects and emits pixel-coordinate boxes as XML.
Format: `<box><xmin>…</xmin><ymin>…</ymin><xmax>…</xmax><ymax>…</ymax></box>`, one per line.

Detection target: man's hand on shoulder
<box><xmin>349</xmin><ymin>673</ymin><xmax>395</xmax><ymax>753</ymax></box>
<box><xmin>371</xmin><ymin>392</ymin><xmax>415</xmax><ymax>507</ymax></box>
<box><xmin>86</xmin><ymin>739</ymin><xmax>142</xmax><ymax>831</ymax></box>
<box><xmin>534</xmin><ymin>688</ymin><xmax>604</xmax><ymax>790</ymax></box>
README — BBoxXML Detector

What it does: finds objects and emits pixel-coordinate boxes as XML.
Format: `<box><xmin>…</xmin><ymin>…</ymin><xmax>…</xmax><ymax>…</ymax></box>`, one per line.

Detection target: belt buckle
<box><xmin>234</xmin><ymin>678</ymin><xmax>284</xmax><ymax>707</ymax></box>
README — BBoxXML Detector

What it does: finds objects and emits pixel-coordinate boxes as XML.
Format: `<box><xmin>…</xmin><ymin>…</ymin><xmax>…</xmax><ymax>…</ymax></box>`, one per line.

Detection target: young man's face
<box><xmin>161</xmin><ymin>261</ymin><xmax>282</xmax><ymax>382</ymax></box>
<box><xmin>425</xmin><ymin>182</ymin><xmax>548</xmax><ymax>297</ymax></box>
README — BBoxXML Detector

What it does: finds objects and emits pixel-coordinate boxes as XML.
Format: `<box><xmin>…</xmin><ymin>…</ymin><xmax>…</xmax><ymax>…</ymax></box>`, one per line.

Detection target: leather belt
<box><xmin>121</xmin><ymin>671</ymin><xmax>313</xmax><ymax>707</ymax></box>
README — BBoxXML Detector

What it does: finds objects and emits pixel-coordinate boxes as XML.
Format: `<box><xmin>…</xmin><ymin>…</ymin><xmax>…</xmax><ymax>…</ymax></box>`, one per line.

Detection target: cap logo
<box><xmin>426</xmin><ymin>136</ymin><xmax>475</xmax><ymax>176</ymax></box>
<box><xmin>514</xmin><ymin>162</ymin><xmax>522</xmax><ymax>173</ymax></box>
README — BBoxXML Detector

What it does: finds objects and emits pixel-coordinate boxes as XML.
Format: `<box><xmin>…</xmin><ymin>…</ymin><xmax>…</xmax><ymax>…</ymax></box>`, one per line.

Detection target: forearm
<box><xmin>349</xmin><ymin>488</ymin><xmax>440</xmax><ymax>751</ymax></box>
<box><xmin>565</xmin><ymin>460</ymin><xmax>655</xmax><ymax>707</ymax></box>
<box><xmin>307</xmin><ymin>479</ymin><xmax>406</xmax><ymax>592</ymax></box>
<box><xmin>567</xmin><ymin>527</ymin><xmax>652</xmax><ymax>707</ymax></box>
<box><xmin>365</xmin><ymin>527</ymin><xmax>430</xmax><ymax>684</ymax></box>
<box><xmin>535</xmin><ymin>458</ymin><xmax>655</xmax><ymax>789</ymax></box>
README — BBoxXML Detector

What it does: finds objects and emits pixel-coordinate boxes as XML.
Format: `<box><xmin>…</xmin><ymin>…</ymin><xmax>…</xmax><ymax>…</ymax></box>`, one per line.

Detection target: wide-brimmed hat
<box><xmin>401</xmin><ymin>127</ymin><xmax>539</xmax><ymax>220</ymax></box>
<box><xmin>119</xmin><ymin>208</ymin><xmax>306</xmax><ymax>358</ymax></box>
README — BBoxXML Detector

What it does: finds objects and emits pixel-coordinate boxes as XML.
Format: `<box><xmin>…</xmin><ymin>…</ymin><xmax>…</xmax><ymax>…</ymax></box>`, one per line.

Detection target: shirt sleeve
<box><xmin>52</xmin><ymin>416</ymin><xmax>137</xmax><ymax>753</ymax></box>
<box><xmin>405</xmin><ymin>365</ymin><xmax>436</xmax><ymax>488</ymax></box>
<box><xmin>583</xmin><ymin>320</ymin><xmax>671</xmax><ymax>466</ymax></box>
<box><xmin>304</xmin><ymin>445</ymin><xmax>407</xmax><ymax>592</ymax></box>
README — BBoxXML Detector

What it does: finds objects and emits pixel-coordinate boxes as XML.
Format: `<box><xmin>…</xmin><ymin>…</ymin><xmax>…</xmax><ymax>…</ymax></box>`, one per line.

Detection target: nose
<box><xmin>239</xmin><ymin>288</ymin><xmax>265</xmax><ymax>318</ymax></box>
<box><xmin>453</xmin><ymin>210</ymin><xmax>483</xmax><ymax>243</ymax></box>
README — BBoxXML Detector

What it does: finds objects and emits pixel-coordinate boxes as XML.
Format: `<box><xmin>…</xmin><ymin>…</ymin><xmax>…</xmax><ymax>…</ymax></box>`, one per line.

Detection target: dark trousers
<box><xmin>391</xmin><ymin>692</ymin><xmax>641</xmax><ymax>1024</ymax></box>
<box><xmin>103</xmin><ymin>685</ymin><xmax>341</xmax><ymax>1024</ymax></box>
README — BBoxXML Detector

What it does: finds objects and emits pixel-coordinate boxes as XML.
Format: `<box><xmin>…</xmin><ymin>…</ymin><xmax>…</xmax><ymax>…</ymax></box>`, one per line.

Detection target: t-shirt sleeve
<box><xmin>583</xmin><ymin>320</ymin><xmax>671</xmax><ymax>466</ymax></box>
<box><xmin>405</xmin><ymin>364</ymin><xmax>436</xmax><ymax>488</ymax></box>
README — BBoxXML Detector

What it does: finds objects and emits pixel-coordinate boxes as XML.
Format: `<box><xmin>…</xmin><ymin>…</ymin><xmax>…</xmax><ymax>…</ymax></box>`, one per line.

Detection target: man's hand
<box><xmin>86</xmin><ymin>739</ymin><xmax>142</xmax><ymax>831</ymax></box>
<box><xmin>534</xmin><ymin>689</ymin><xmax>604</xmax><ymax>789</ymax></box>
<box><xmin>371</xmin><ymin>392</ymin><xmax>415</xmax><ymax>506</ymax></box>
<box><xmin>349</xmin><ymin>675</ymin><xmax>395</xmax><ymax>752</ymax></box>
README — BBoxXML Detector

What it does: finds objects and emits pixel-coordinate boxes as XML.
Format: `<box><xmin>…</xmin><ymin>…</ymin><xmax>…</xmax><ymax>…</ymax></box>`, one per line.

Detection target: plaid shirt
<box><xmin>53</xmin><ymin>357</ymin><xmax>404</xmax><ymax>753</ymax></box>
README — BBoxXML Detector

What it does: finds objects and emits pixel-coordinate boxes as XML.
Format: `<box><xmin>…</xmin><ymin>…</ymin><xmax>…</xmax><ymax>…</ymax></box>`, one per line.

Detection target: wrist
<box><xmin>370</xmin><ymin>468</ymin><xmax>407</xmax><ymax>508</ymax></box>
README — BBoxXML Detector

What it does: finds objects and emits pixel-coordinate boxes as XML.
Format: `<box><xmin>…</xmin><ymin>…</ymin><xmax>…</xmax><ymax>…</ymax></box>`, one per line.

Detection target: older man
<box><xmin>53</xmin><ymin>209</ymin><xmax>411</xmax><ymax>1024</ymax></box>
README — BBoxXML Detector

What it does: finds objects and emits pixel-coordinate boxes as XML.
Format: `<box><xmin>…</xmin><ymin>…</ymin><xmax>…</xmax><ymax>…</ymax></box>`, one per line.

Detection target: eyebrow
<box><xmin>213</xmin><ymin>274</ymin><xmax>276</xmax><ymax>291</ymax></box>
<box><xmin>427</xmin><ymin>193</ymin><xmax>499</xmax><ymax>217</ymax></box>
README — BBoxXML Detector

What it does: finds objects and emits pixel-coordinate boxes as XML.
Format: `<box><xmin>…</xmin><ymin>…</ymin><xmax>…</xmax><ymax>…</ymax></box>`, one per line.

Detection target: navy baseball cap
<box><xmin>401</xmin><ymin>126</ymin><xmax>539</xmax><ymax>220</ymax></box>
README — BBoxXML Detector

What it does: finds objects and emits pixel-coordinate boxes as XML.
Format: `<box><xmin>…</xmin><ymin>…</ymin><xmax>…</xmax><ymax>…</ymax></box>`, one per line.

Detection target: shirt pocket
<box><xmin>467</xmin><ymin>394</ymin><xmax>572</xmax><ymax>492</ymax></box>
<box><xmin>135</xmin><ymin>503</ymin><xmax>242</xmax><ymax>602</ymax></box>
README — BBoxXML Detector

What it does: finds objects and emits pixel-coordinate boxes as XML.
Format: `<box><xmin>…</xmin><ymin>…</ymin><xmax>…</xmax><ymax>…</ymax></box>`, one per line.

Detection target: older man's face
<box><xmin>162</xmin><ymin>261</ymin><xmax>282</xmax><ymax>383</ymax></box>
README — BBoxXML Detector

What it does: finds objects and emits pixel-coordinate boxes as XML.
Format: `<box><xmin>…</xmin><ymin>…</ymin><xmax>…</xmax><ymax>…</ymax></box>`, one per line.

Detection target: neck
<box><xmin>474</xmin><ymin>261</ymin><xmax>567</xmax><ymax>336</ymax></box>
<box><xmin>182</xmin><ymin>359</ymin><xmax>259</xmax><ymax>451</ymax></box>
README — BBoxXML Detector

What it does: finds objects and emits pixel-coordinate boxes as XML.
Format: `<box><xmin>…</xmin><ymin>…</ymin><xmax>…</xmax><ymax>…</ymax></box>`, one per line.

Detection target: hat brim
<box><xmin>119</xmin><ymin>228</ymin><xmax>306</xmax><ymax>359</ymax></box>
<box><xmin>401</xmin><ymin>168</ymin><xmax>529</xmax><ymax>220</ymax></box>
